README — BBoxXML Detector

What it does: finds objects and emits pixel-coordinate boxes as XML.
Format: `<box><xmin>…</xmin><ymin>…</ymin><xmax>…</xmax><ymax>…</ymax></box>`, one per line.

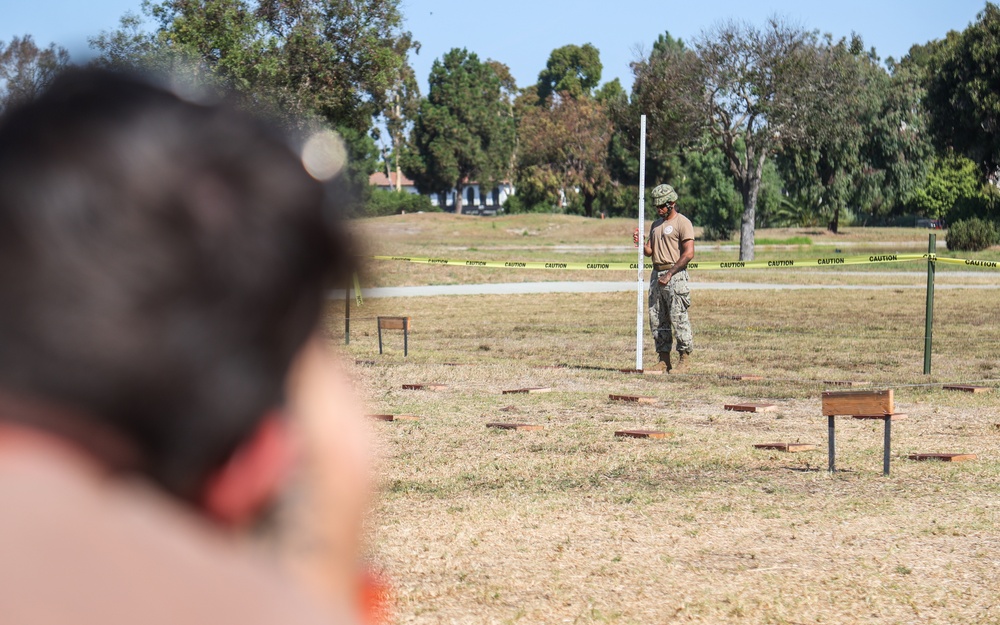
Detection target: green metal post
<box><xmin>923</xmin><ymin>233</ymin><xmax>936</xmax><ymax>375</ymax></box>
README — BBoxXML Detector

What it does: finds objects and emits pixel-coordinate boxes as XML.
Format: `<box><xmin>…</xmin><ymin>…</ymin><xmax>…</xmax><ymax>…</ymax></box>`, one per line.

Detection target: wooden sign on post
<box><xmin>378</xmin><ymin>316</ymin><xmax>412</xmax><ymax>356</ymax></box>
<box><xmin>821</xmin><ymin>389</ymin><xmax>894</xmax><ymax>416</ymax></box>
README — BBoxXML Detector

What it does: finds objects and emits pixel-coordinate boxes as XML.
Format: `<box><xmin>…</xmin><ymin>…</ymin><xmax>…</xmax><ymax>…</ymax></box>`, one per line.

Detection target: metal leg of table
<box><xmin>377</xmin><ymin>321</ymin><xmax>384</xmax><ymax>355</ymax></box>
<box><xmin>403</xmin><ymin>326</ymin><xmax>408</xmax><ymax>357</ymax></box>
<box><xmin>883</xmin><ymin>416</ymin><xmax>891</xmax><ymax>476</ymax></box>
<box><xmin>828</xmin><ymin>415</ymin><xmax>836</xmax><ymax>473</ymax></box>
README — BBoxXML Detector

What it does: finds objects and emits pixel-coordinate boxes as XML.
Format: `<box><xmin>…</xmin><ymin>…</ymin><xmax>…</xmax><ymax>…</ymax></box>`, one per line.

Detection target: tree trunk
<box><xmin>455</xmin><ymin>182</ymin><xmax>464</xmax><ymax>215</ymax></box>
<box><xmin>738</xmin><ymin>154</ymin><xmax>767</xmax><ymax>261</ymax></box>
<box><xmin>583</xmin><ymin>192</ymin><xmax>595</xmax><ymax>218</ymax></box>
<box><xmin>739</xmin><ymin>190</ymin><xmax>757</xmax><ymax>261</ymax></box>
<box><xmin>829</xmin><ymin>205</ymin><xmax>840</xmax><ymax>234</ymax></box>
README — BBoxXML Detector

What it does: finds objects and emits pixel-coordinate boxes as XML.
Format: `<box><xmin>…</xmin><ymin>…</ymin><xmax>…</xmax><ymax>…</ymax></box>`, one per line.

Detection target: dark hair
<box><xmin>0</xmin><ymin>69</ymin><xmax>352</xmax><ymax>497</ymax></box>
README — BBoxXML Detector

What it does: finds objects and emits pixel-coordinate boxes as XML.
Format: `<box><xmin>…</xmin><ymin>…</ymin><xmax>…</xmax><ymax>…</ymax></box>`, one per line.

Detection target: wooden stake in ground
<box><xmin>615</xmin><ymin>430</ymin><xmax>671</xmax><ymax>439</ymax></box>
<box><xmin>502</xmin><ymin>387</ymin><xmax>552</xmax><ymax>395</ymax></box>
<box><xmin>609</xmin><ymin>395</ymin><xmax>657</xmax><ymax>404</ymax></box>
<box><xmin>368</xmin><ymin>414</ymin><xmax>421</xmax><ymax>422</ymax></box>
<box><xmin>724</xmin><ymin>403</ymin><xmax>777</xmax><ymax>413</ymax></box>
<box><xmin>753</xmin><ymin>443</ymin><xmax>816</xmax><ymax>453</ymax></box>
<box><xmin>402</xmin><ymin>384</ymin><xmax>448</xmax><ymax>391</ymax></box>
<box><xmin>943</xmin><ymin>385</ymin><xmax>992</xmax><ymax>394</ymax></box>
<box><xmin>908</xmin><ymin>453</ymin><xmax>977</xmax><ymax>462</ymax></box>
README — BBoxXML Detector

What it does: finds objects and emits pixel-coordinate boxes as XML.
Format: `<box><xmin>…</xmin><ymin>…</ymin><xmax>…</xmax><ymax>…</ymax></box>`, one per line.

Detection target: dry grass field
<box><xmin>325</xmin><ymin>214</ymin><xmax>1000</xmax><ymax>624</ymax></box>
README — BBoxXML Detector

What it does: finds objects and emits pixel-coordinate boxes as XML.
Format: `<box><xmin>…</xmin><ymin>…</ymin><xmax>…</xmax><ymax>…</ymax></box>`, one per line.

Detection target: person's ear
<box><xmin>200</xmin><ymin>413</ymin><xmax>296</xmax><ymax>527</ymax></box>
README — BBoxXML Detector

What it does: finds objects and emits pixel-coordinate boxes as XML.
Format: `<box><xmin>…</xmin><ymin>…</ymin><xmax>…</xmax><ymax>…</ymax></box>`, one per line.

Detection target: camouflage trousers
<box><xmin>648</xmin><ymin>270</ymin><xmax>693</xmax><ymax>354</ymax></box>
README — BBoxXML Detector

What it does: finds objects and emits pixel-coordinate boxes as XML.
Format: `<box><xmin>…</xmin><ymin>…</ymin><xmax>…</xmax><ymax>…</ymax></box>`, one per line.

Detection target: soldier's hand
<box><xmin>632</xmin><ymin>228</ymin><xmax>640</xmax><ymax>246</ymax></box>
<box><xmin>658</xmin><ymin>273</ymin><xmax>671</xmax><ymax>285</ymax></box>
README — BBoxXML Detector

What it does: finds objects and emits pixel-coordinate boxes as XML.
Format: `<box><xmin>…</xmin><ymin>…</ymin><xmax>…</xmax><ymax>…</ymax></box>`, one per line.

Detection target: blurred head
<box><xmin>0</xmin><ymin>68</ymin><xmax>353</xmax><ymax>503</ymax></box>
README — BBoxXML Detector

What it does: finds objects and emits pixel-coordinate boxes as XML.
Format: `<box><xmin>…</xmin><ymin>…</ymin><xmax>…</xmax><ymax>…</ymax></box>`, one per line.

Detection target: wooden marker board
<box><xmin>822</xmin><ymin>389</ymin><xmax>893</xmax><ymax>416</ymax></box>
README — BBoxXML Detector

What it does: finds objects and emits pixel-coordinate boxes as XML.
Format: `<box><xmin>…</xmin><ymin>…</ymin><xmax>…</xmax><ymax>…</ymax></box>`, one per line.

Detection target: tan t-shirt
<box><xmin>649</xmin><ymin>213</ymin><xmax>694</xmax><ymax>267</ymax></box>
<box><xmin>0</xmin><ymin>447</ymin><xmax>355</xmax><ymax>625</ymax></box>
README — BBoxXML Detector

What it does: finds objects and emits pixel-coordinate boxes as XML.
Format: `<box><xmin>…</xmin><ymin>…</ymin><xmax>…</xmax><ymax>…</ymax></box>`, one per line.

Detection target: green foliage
<box><xmin>362</xmin><ymin>189</ymin><xmax>435</xmax><ymax>217</ymax></box>
<box><xmin>330</xmin><ymin>124</ymin><xmax>380</xmax><ymax>214</ymax></box>
<box><xmin>910</xmin><ymin>153</ymin><xmax>987</xmax><ymax>220</ymax></box>
<box><xmin>403</xmin><ymin>48</ymin><xmax>516</xmax><ymax>215</ymax></box>
<box><xmin>754</xmin><ymin>159</ymin><xmax>787</xmax><ymax>228</ymax></box>
<box><xmin>536</xmin><ymin>43</ymin><xmax>602</xmax><ymax>102</ymax></box>
<box><xmin>924</xmin><ymin>3</ymin><xmax>1000</xmax><ymax>175</ymax></box>
<box><xmin>90</xmin><ymin>0</ymin><xmax>415</xmax><ymax>134</ymax></box>
<box><xmin>946</xmin><ymin>217</ymin><xmax>1000</xmax><ymax>251</ymax></box>
<box><xmin>776</xmin><ymin>37</ymin><xmax>932</xmax><ymax>233</ymax></box>
<box><xmin>596</xmin><ymin>184</ymin><xmax>637</xmax><ymax>218</ymax></box>
<box><xmin>516</xmin><ymin>92</ymin><xmax>613</xmax><ymax>217</ymax></box>
<box><xmin>0</xmin><ymin>35</ymin><xmax>70</xmax><ymax>112</ymax></box>
<box><xmin>756</xmin><ymin>236</ymin><xmax>813</xmax><ymax>245</ymax></box>
<box><xmin>676</xmin><ymin>148</ymin><xmax>741</xmax><ymax>241</ymax></box>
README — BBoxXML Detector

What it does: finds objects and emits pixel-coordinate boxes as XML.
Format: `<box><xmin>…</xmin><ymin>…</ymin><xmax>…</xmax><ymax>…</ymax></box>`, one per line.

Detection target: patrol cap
<box><xmin>651</xmin><ymin>184</ymin><xmax>678</xmax><ymax>206</ymax></box>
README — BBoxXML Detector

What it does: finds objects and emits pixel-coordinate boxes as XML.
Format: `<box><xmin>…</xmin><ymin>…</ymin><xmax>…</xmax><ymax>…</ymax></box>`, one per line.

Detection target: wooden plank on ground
<box><xmin>852</xmin><ymin>413</ymin><xmax>907</xmax><ymax>421</ymax></box>
<box><xmin>609</xmin><ymin>394</ymin><xmax>658</xmax><ymax>404</ymax></box>
<box><xmin>502</xmin><ymin>387</ymin><xmax>552</xmax><ymax>395</ymax></box>
<box><xmin>402</xmin><ymin>383</ymin><xmax>447</xmax><ymax>391</ymax></box>
<box><xmin>753</xmin><ymin>443</ymin><xmax>816</xmax><ymax>453</ymax></box>
<box><xmin>619</xmin><ymin>369</ymin><xmax>665</xmax><ymax>376</ymax></box>
<box><xmin>821</xmin><ymin>389</ymin><xmax>893</xmax><ymax>416</ymax></box>
<box><xmin>487</xmin><ymin>422</ymin><xmax>544</xmax><ymax>432</ymax></box>
<box><xmin>721</xmin><ymin>374</ymin><xmax>764</xmax><ymax>381</ymax></box>
<box><xmin>943</xmin><ymin>385</ymin><xmax>992</xmax><ymax>394</ymax></box>
<box><xmin>368</xmin><ymin>414</ymin><xmax>421</xmax><ymax>422</ymax></box>
<box><xmin>615</xmin><ymin>430</ymin><xmax>672</xmax><ymax>439</ymax></box>
<box><xmin>908</xmin><ymin>453</ymin><xmax>977</xmax><ymax>462</ymax></box>
<box><xmin>724</xmin><ymin>403</ymin><xmax>777</xmax><ymax>413</ymax></box>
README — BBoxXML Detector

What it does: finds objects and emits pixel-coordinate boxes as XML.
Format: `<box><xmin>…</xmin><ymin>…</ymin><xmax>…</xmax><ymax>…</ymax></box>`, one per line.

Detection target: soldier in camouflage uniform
<box><xmin>633</xmin><ymin>184</ymin><xmax>695</xmax><ymax>372</ymax></box>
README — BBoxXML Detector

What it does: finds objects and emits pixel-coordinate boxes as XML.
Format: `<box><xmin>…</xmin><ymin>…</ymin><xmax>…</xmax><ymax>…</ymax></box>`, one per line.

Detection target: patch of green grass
<box><xmin>755</xmin><ymin>236</ymin><xmax>813</xmax><ymax>245</ymax></box>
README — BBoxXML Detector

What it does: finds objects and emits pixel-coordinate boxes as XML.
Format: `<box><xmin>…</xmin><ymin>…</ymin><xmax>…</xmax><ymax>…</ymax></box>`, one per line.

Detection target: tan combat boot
<box><xmin>649</xmin><ymin>351</ymin><xmax>672</xmax><ymax>373</ymax></box>
<box><xmin>674</xmin><ymin>352</ymin><xmax>690</xmax><ymax>373</ymax></box>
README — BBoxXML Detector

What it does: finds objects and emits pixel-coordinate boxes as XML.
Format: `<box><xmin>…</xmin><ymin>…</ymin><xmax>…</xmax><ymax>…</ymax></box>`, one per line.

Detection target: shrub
<box><xmin>361</xmin><ymin>189</ymin><xmax>436</xmax><ymax>217</ymax></box>
<box><xmin>946</xmin><ymin>217</ymin><xmax>999</xmax><ymax>251</ymax></box>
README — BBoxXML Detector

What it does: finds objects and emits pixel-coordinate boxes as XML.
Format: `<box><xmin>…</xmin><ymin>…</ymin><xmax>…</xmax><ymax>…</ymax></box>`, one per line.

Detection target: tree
<box><xmin>403</xmin><ymin>49</ymin><xmax>515</xmax><ymax>215</ymax></box>
<box><xmin>91</xmin><ymin>0</ymin><xmax>416</xmax><ymax>134</ymax></box>
<box><xmin>536</xmin><ymin>43</ymin><xmax>602</xmax><ymax>102</ymax></box>
<box><xmin>517</xmin><ymin>94</ymin><xmax>613</xmax><ymax>216</ymax></box>
<box><xmin>91</xmin><ymin>0</ymin><xmax>416</xmax><ymax>215</ymax></box>
<box><xmin>910</xmin><ymin>153</ymin><xmax>991</xmax><ymax>221</ymax></box>
<box><xmin>515</xmin><ymin>44</ymin><xmax>614</xmax><ymax>216</ymax></box>
<box><xmin>379</xmin><ymin>62</ymin><xmax>421</xmax><ymax>189</ymax></box>
<box><xmin>0</xmin><ymin>35</ymin><xmax>70</xmax><ymax>112</ymax></box>
<box><xmin>777</xmin><ymin>37</ymin><xmax>932</xmax><ymax>232</ymax></box>
<box><xmin>924</xmin><ymin>3</ymin><xmax>1000</xmax><ymax>178</ymax></box>
<box><xmin>633</xmin><ymin>22</ymin><xmax>826</xmax><ymax>260</ymax></box>
<box><xmin>677</xmin><ymin>147</ymin><xmax>742</xmax><ymax>240</ymax></box>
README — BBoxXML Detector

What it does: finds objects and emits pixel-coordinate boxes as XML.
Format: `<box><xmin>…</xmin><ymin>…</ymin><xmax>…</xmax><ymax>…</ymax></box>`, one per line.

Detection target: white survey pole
<box><xmin>636</xmin><ymin>115</ymin><xmax>647</xmax><ymax>371</ymax></box>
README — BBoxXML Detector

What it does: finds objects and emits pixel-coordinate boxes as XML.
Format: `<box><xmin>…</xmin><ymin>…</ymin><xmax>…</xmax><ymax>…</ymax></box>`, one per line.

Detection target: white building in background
<box><xmin>369</xmin><ymin>171</ymin><xmax>420</xmax><ymax>195</ymax></box>
<box><xmin>368</xmin><ymin>172</ymin><xmax>515</xmax><ymax>215</ymax></box>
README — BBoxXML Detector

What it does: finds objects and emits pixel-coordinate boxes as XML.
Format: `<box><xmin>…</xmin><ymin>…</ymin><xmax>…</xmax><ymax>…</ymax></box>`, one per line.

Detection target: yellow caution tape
<box><xmin>934</xmin><ymin>256</ymin><xmax>1000</xmax><ymax>269</ymax></box>
<box><xmin>372</xmin><ymin>253</ymin><xmax>941</xmax><ymax>271</ymax></box>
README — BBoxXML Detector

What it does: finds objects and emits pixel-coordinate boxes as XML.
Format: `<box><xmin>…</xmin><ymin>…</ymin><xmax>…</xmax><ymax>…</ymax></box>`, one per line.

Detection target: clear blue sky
<box><xmin>1</xmin><ymin>0</ymin><xmax>991</xmax><ymax>93</ymax></box>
